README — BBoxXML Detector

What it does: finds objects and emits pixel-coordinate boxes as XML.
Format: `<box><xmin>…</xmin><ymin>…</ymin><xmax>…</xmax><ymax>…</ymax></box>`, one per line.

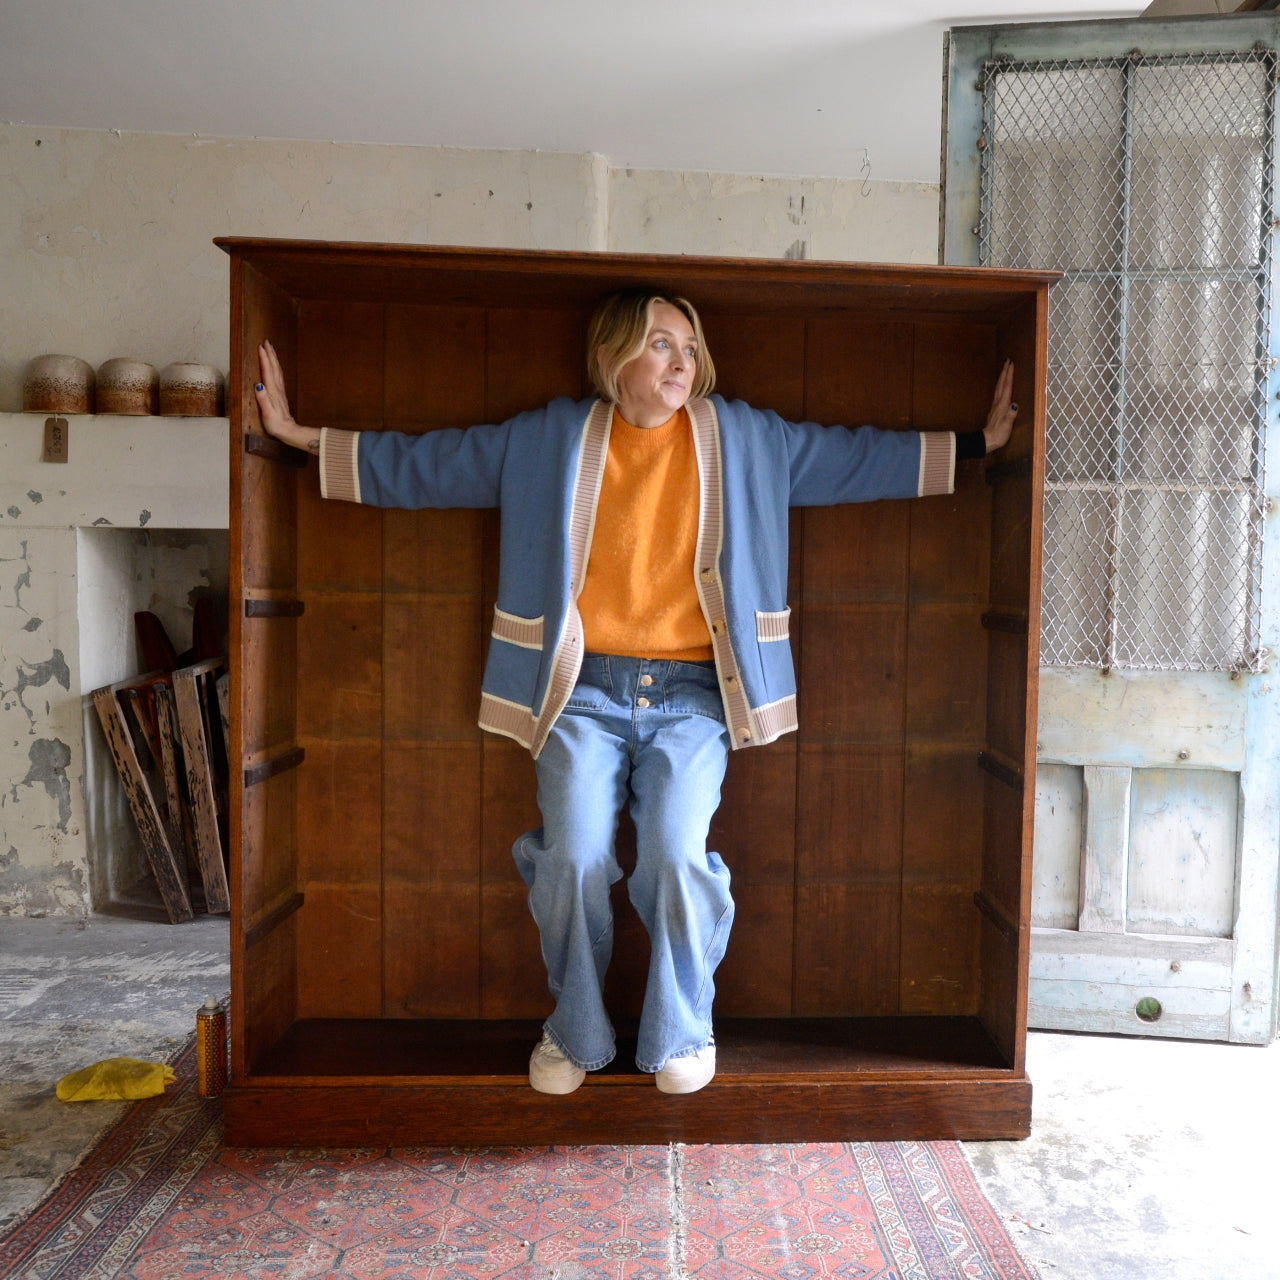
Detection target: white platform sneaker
<box><xmin>655</xmin><ymin>1038</ymin><xmax>715</xmax><ymax>1094</ymax></box>
<box><xmin>528</xmin><ymin>1032</ymin><xmax>586</xmax><ymax>1095</ymax></box>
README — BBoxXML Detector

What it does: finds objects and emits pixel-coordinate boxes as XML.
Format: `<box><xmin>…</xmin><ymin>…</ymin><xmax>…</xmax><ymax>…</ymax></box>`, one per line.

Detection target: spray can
<box><xmin>196</xmin><ymin>996</ymin><xmax>227</xmax><ymax>1098</ymax></box>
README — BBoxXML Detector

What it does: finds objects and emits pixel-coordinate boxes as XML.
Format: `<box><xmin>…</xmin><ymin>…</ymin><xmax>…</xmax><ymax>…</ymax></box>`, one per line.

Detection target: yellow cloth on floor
<box><xmin>56</xmin><ymin>1057</ymin><xmax>176</xmax><ymax>1102</ymax></box>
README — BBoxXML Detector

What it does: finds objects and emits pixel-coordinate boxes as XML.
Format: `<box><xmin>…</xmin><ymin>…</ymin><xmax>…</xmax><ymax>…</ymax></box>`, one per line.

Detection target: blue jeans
<box><xmin>513</xmin><ymin>654</ymin><xmax>733</xmax><ymax>1074</ymax></box>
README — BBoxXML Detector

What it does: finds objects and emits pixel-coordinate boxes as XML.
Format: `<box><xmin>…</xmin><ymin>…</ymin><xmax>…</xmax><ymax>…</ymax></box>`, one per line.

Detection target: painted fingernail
<box><xmin>255</xmin><ymin>383</ymin><xmax>264</xmax><ymax>392</ymax></box>
<box><xmin>1011</xmin><ymin>403</ymin><xmax>1019</xmax><ymax>412</ymax></box>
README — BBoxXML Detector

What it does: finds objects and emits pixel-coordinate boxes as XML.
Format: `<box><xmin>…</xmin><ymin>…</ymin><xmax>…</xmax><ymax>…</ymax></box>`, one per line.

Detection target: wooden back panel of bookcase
<box><xmin>224</xmin><ymin>241</ymin><xmax>1049</xmax><ymax>1078</ymax></box>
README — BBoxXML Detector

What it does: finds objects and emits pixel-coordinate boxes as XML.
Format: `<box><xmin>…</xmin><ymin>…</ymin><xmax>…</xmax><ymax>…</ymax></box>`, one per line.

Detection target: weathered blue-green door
<box><xmin>943</xmin><ymin>13</ymin><xmax>1280</xmax><ymax>1043</ymax></box>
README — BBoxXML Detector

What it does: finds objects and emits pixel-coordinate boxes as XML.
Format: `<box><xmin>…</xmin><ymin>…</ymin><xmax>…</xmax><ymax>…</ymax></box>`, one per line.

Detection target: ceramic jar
<box><xmin>97</xmin><ymin>358</ymin><xmax>159</xmax><ymax>415</ymax></box>
<box><xmin>23</xmin><ymin>354</ymin><xmax>95</xmax><ymax>414</ymax></box>
<box><xmin>160</xmin><ymin>363</ymin><xmax>223</xmax><ymax>417</ymax></box>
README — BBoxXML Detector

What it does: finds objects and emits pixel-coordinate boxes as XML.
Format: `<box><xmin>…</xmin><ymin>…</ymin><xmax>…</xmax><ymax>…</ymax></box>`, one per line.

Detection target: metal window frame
<box><xmin>944</xmin><ymin>15</ymin><xmax>1280</xmax><ymax>673</ymax></box>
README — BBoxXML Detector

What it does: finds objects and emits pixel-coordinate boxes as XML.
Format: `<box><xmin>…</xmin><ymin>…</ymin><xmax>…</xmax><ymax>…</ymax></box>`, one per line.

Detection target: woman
<box><xmin>255</xmin><ymin>288</ymin><xmax>1017</xmax><ymax>1096</ymax></box>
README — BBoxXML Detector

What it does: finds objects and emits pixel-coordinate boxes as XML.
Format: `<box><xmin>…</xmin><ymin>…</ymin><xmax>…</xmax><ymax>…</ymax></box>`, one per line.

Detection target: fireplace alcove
<box><xmin>220</xmin><ymin>238</ymin><xmax>1052</xmax><ymax>1146</ymax></box>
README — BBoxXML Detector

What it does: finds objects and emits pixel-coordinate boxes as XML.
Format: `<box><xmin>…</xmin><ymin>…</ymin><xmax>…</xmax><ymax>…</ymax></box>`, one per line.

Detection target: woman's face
<box><xmin>613</xmin><ymin>302</ymin><xmax>699</xmax><ymax>428</ymax></box>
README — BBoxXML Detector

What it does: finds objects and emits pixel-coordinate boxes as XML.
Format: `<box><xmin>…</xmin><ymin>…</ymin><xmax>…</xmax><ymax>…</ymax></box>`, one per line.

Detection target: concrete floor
<box><xmin>1</xmin><ymin>912</ymin><xmax>1277</xmax><ymax>1279</ymax></box>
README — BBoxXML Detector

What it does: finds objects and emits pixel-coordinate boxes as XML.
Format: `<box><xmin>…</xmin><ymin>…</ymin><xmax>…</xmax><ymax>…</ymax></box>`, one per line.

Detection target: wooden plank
<box><xmin>244</xmin><ymin>432</ymin><xmax>308</xmax><ymax>467</ymax></box>
<box><xmin>1038</xmin><ymin>667</ymin><xmax>1249</xmax><ymax>771</ymax></box>
<box><xmin>382</xmin><ymin>596</ymin><xmax>483</xmax><ymax>740</ymax></box>
<box><xmin>222</xmin><ymin>1015</ymin><xmax>1029</xmax><ymax>1145</ymax></box>
<box><xmin>912</xmin><ymin>319</ymin><xmax>1001</xmax><ymax>433</ymax></box>
<box><xmin>91</xmin><ymin>684</ymin><xmax>193</xmax><ymax>923</ymax></box>
<box><xmin>296</xmin><ymin>884</ymin><xmax>383</xmax><ymax>1018</ymax></box>
<box><xmin>1031</xmin><ymin>763</ymin><xmax>1083</xmax><ymax>929</ymax></box>
<box><xmin>1127</xmin><ymin>767</ymin><xmax>1239</xmax><ymax>938</ymax></box>
<box><xmin>243</xmin><ymin>746</ymin><xmax>306</xmax><ymax>788</ymax></box>
<box><xmin>225</xmin><ymin>1076</ymin><xmax>1033</xmax><ymax>1146</ymax></box>
<box><xmin>246</xmin><ymin>1016</ymin><xmax>1011</xmax><ymax>1078</ymax></box>
<box><xmin>711</xmin><ymin>743</ymin><xmax>797</xmax><ymax>1017</ymax></box>
<box><xmin>297</xmin><ymin>300</ymin><xmax>384</xmax><ymax>424</ymax></box>
<box><xmin>383</xmin><ymin>741</ymin><xmax>480</xmax><ymax>1018</ymax></box>
<box><xmin>901</xmin><ymin>747</ymin><xmax>984</xmax><ymax>1015</ymax></box>
<box><xmin>243</xmin><ymin>890</ymin><xmax>305</xmax><ymax>949</ymax></box>
<box><xmin>486</xmin><ymin>307</ymin><xmax>588</xmax><ymax>421</ymax></box>
<box><xmin>152</xmin><ymin>683</ymin><xmax>195</xmax><ymax>878</ymax></box>
<box><xmin>296</xmin><ymin>594</ymin><xmax>383</xmax><ymax>741</ymax></box>
<box><xmin>978</xmin><ymin>749</ymin><xmax>1023</xmax><ymax>790</ymax></box>
<box><xmin>1078</xmin><ymin>765</ymin><xmax>1131</xmax><ymax>935</ymax></box>
<box><xmin>698</xmin><ymin>311</ymin><xmax>806</xmax><ymax>419</ymax></box>
<box><xmin>795</xmin><ymin>744</ymin><xmax>901</xmax><ymax>1016</ymax></box>
<box><xmin>244</xmin><ymin>598</ymin><xmax>305</xmax><ymax>618</ymax></box>
<box><xmin>1030</xmin><ymin>925</ymin><xmax>1234</xmax><ymax>972</ymax></box>
<box><xmin>1029</xmin><ymin>934</ymin><xmax>1234</xmax><ymax>1041</ymax></box>
<box><xmin>900</xmin><ymin>886</ymin><xmax>979</xmax><ymax>1016</ymax></box>
<box><xmin>799</xmin><ymin>604</ymin><xmax>907</xmax><ymax>744</ymax></box>
<box><xmin>478</xmin><ymin>739</ymin><xmax>552</xmax><ymax>1020</ymax></box>
<box><xmin>803</xmin><ymin>317</ymin><xmax>914</xmax><ymax>426</ymax></box>
<box><xmin>975</xmin><ymin>890</ymin><xmax>1019</xmax><ymax>948</ymax></box>
<box><xmin>907</xmin><ymin>605</ymin><xmax>988</xmax><ymax>742</ymax></box>
<box><xmin>982</xmin><ymin>610</ymin><xmax>1029</xmax><ymax>635</ymax></box>
<box><xmin>232</xmin><ymin>256</ymin><xmax>303</xmax><ymax>1080</ymax></box>
<box><xmin>215</xmin><ymin>237</ymin><xmax>1059</xmax><ymax>310</ymax></box>
<box><xmin>172</xmin><ymin>662</ymin><xmax>231</xmax><ymax>914</ymax></box>
<box><xmin>215</xmin><ymin>671</ymin><xmax>230</xmax><ymax>760</ymax></box>
<box><xmin>119</xmin><ymin>686</ymin><xmax>162</xmax><ymax>767</ymax></box>
<box><xmin>384</xmin><ymin>303</ymin><xmax>488</xmax><ymax>428</ymax></box>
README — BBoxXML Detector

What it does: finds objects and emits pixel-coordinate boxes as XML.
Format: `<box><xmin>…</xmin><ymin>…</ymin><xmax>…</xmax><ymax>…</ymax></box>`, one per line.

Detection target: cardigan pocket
<box><xmin>755</xmin><ymin>607</ymin><xmax>791</xmax><ymax>643</ymax></box>
<box><xmin>491</xmin><ymin>607</ymin><xmax>544</xmax><ymax>650</ymax></box>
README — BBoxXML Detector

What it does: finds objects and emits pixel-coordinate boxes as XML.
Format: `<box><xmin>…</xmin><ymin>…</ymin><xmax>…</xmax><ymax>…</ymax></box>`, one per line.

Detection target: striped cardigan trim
<box><xmin>319</xmin><ymin>427</ymin><xmax>362</xmax><ymax>503</ymax></box>
<box><xmin>753</xmin><ymin>695</ymin><xmax>798</xmax><ymax>745</ymax></box>
<box><xmin>918</xmin><ymin>431</ymin><xmax>956</xmax><ymax>498</ymax></box>
<box><xmin>492</xmin><ymin>608</ymin><xmax>544</xmax><ymax>650</ymax></box>
<box><xmin>756</xmin><ymin>608</ymin><xmax>791</xmax><ymax>643</ymax></box>
<box><xmin>530</xmin><ymin>399</ymin><xmax>613</xmax><ymax>758</ymax></box>
<box><xmin>478</xmin><ymin>693</ymin><xmax>536</xmax><ymax>751</ymax></box>
<box><xmin>688</xmin><ymin>399</ymin><xmax>756</xmax><ymax>750</ymax></box>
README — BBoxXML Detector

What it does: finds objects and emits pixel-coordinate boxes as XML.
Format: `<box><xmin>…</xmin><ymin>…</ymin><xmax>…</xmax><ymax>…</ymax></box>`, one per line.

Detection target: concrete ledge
<box><xmin>0</xmin><ymin>413</ymin><xmax>229</xmax><ymax>530</ymax></box>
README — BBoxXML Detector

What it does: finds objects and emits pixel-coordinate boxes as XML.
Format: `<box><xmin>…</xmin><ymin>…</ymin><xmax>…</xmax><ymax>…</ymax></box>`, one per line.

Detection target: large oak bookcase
<box><xmin>220</xmin><ymin>238</ymin><xmax>1053</xmax><ymax>1146</ymax></box>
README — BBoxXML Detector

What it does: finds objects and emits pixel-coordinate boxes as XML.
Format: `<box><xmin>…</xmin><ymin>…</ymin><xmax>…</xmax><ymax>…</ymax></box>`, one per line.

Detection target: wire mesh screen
<box><xmin>979</xmin><ymin>52</ymin><xmax>1275</xmax><ymax>671</ymax></box>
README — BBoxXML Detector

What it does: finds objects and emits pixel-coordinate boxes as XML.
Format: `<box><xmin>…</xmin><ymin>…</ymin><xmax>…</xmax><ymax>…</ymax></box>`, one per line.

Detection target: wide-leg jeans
<box><xmin>513</xmin><ymin>654</ymin><xmax>733</xmax><ymax>1074</ymax></box>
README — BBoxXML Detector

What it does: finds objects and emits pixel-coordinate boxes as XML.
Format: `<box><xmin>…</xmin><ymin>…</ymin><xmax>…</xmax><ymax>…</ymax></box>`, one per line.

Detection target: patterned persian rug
<box><xmin>0</xmin><ymin>1040</ymin><xmax>1038</xmax><ymax>1279</ymax></box>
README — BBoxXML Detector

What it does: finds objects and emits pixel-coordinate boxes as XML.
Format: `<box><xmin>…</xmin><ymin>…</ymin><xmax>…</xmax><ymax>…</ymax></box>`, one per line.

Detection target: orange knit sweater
<box><xmin>577</xmin><ymin>407</ymin><xmax>713</xmax><ymax>661</ymax></box>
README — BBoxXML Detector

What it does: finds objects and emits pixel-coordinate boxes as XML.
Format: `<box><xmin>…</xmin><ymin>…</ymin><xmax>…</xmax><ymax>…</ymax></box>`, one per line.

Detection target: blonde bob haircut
<box><xmin>586</xmin><ymin>289</ymin><xmax>716</xmax><ymax>403</ymax></box>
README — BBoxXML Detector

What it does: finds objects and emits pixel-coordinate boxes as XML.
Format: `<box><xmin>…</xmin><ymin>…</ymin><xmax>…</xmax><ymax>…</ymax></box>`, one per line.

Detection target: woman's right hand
<box><xmin>255</xmin><ymin>340</ymin><xmax>319</xmax><ymax>453</ymax></box>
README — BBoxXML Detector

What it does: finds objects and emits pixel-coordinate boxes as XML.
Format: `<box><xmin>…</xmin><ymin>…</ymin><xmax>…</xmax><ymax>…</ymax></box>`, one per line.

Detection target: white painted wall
<box><xmin>608</xmin><ymin>169</ymin><xmax>938</xmax><ymax>262</ymax></box>
<box><xmin>0</xmin><ymin>122</ymin><xmax>938</xmax><ymax>916</ymax></box>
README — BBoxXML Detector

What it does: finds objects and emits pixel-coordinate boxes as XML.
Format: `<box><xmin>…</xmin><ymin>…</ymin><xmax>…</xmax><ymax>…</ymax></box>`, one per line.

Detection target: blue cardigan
<box><xmin>318</xmin><ymin>395</ymin><xmax>958</xmax><ymax>756</ymax></box>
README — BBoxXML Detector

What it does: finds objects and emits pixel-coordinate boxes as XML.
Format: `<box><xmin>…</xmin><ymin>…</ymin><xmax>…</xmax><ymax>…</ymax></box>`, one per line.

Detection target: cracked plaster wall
<box><xmin>0</xmin><ymin>123</ymin><xmax>936</xmax><ymax>916</ymax></box>
<box><xmin>0</xmin><ymin>530</ymin><xmax>85</xmax><ymax>915</ymax></box>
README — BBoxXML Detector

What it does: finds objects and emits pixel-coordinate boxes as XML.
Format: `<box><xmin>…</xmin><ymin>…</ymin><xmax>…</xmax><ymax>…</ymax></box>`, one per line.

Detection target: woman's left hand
<box><xmin>983</xmin><ymin>359</ymin><xmax>1018</xmax><ymax>454</ymax></box>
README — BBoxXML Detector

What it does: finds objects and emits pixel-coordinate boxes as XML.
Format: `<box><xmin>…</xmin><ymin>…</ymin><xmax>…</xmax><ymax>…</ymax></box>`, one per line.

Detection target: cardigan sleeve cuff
<box><xmin>319</xmin><ymin>427</ymin><xmax>362</xmax><ymax>503</ymax></box>
<box><xmin>917</xmin><ymin>431</ymin><xmax>956</xmax><ymax>497</ymax></box>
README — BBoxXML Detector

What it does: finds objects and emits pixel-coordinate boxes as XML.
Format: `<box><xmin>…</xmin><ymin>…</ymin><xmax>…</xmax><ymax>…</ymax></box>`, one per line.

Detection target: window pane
<box><xmin>1046</xmin><ymin>279</ymin><xmax>1122</xmax><ymax>483</ymax></box>
<box><xmin>1125</xmin><ymin>277</ymin><xmax>1259</xmax><ymax>484</ymax></box>
<box><xmin>1113</xmin><ymin>487</ymin><xmax>1256</xmax><ymax>668</ymax></box>
<box><xmin>1041</xmin><ymin>487</ymin><xmax>1114</xmax><ymax>667</ymax></box>
<box><xmin>1130</xmin><ymin>62</ymin><xmax>1268</xmax><ymax>272</ymax></box>
<box><xmin>987</xmin><ymin>67</ymin><xmax>1124</xmax><ymax>271</ymax></box>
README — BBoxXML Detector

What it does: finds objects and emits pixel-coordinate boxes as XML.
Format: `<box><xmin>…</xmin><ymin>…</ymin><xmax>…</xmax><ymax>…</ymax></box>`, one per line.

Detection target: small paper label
<box><xmin>43</xmin><ymin>417</ymin><xmax>68</xmax><ymax>463</ymax></box>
